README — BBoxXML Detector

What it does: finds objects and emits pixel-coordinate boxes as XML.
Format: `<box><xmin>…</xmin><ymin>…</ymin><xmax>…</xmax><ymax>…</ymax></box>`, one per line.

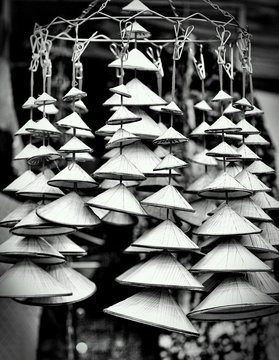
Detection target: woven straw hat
<box><xmin>0</xmin><ymin>235</ymin><xmax>65</xmax><ymax>264</ymax></box>
<box><xmin>0</xmin><ymin>259</ymin><xmax>71</xmax><ymax>298</ymax></box>
<box><xmin>103</xmin><ymin>78</ymin><xmax>166</xmax><ymax>106</ymax></box>
<box><xmin>3</xmin><ymin>170</ymin><xmax>37</xmax><ymax>193</ymax></box>
<box><xmin>94</xmin><ymin>154</ymin><xmax>145</xmax><ymax>181</ymax></box>
<box><xmin>37</xmin><ymin>192</ymin><xmax>101</xmax><ymax>227</ymax></box>
<box><xmin>193</xmin><ymin>204</ymin><xmax>261</xmax><ymax>236</ymax></box>
<box><xmin>188</xmin><ymin>276</ymin><xmax>279</xmax><ymax>321</ymax></box>
<box><xmin>56</xmin><ymin>111</ymin><xmax>91</xmax><ymax>131</ymax></box>
<box><xmin>117</xmin><ymin>251</ymin><xmax>204</xmax><ymax>289</ymax></box>
<box><xmin>104</xmin><ymin>288</ymin><xmax>199</xmax><ymax>336</ymax></box>
<box><xmin>133</xmin><ymin>219</ymin><xmax>199</xmax><ymax>251</ymax></box>
<box><xmin>19</xmin><ymin>262</ymin><xmax>96</xmax><ymax>305</ymax></box>
<box><xmin>246</xmin><ymin>161</ymin><xmax>274</xmax><ymax>175</ymax></box>
<box><xmin>141</xmin><ymin>185</ymin><xmax>194</xmax><ymax>212</ymax></box>
<box><xmin>62</xmin><ymin>87</ymin><xmax>87</xmax><ymax>101</ymax></box>
<box><xmin>191</xmin><ymin>239</ymin><xmax>271</xmax><ymax>272</ymax></box>
<box><xmin>48</xmin><ymin>162</ymin><xmax>98</xmax><ymax>189</ymax></box>
<box><xmin>109</xmin><ymin>48</ymin><xmax>158</xmax><ymax>72</ymax></box>
<box><xmin>87</xmin><ymin>183</ymin><xmax>147</xmax><ymax>216</ymax></box>
<box><xmin>0</xmin><ymin>201</ymin><xmax>37</xmax><ymax>228</ymax></box>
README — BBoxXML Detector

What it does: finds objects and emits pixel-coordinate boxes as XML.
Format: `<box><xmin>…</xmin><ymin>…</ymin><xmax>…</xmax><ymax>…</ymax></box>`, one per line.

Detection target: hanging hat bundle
<box><xmin>185</xmin><ymin>31</ymin><xmax>279</xmax><ymax>321</ymax></box>
<box><xmin>103</xmin><ymin>18</ymin><xmax>204</xmax><ymax>336</ymax></box>
<box><xmin>0</xmin><ymin>31</ymin><xmax>97</xmax><ymax>305</ymax></box>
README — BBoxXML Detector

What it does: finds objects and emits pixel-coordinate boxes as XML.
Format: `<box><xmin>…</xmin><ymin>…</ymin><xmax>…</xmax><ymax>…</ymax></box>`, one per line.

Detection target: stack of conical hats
<box><xmin>103</xmin><ymin>3</ymin><xmax>204</xmax><ymax>336</ymax></box>
<box><xmin>1</xmin><ymin>81</ymin><xmax>97</xmax><ymax>303</ymax></box>
<box><xmin>186</xmin><ymin>60</ymin><xmax>279</xmax><ymax>320</ymax></box>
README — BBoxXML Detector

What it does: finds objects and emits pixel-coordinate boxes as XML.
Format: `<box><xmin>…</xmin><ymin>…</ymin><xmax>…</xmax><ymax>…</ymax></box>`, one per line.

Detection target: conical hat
<box><xmin>137</xmin><ymin>176</ymin><xmax>182</xmax><ymax>192</ymax></box>
<box><xmin>206</xmin><ymin>115</ymin><xmax>241</xmax><ymax>133</ymax></box>
<box><xmin>37</xmin><ymin>192</ymin><xmax>101</xmax><ymax>227</ymax></box>
<box><xmin>62</xmin><ymin>87</ymin><xmax>87</xmax><ymax>101</ymax></box>
<box><xmin>109</xmin><ymin>48</ymin><xmax>158</xmax><ymax>72</ymax></box>
<box><xmin>96</xmin><ymin>108</ymin><xmax>162</xmax><ymax>140</ymax></box>
<box><xmin>123</xmin><ymin>20</ymin><xmax>151</xmax><ymax>39</ymax></box>
<box><xmin>117</xmin><ymin>251</ymin><xmax>204</xmax><ymax>289</ymax></box>
<box><xmin>252</xmin><ymin>192</ymin><xmax>279</xmax><ymax>210</ymax></box>
<box><xmin>175</xmin><ymin>199</ymin><xmax>216</xmax><ymax>227</ymax></box>
<box><xmin>235</xmin><ymin>118</ymin><xmax>260</xmax><ymax>135</ymax></box>
<box><xmin>102</xmin><ymin>148</ymin><xmax>119</xmax><ymax>159</ymax></box>
<box><xmin>225</xmin><ymin>162</ymin><xmax>242</xmax><ymax>177</ymax></box>
<box><xmin>101</xmin><ymin>210</ymin><xmax>137</xmax><ymax>226</ymax></box>
<box><xmin>211</xmin><ymin>90</ymin><xmax>233</xmax><ymax>102</ymax></box>
<box><xmin>245</xmin><ymin>105</ymin><xmax>264</xmax><ymax>117</ymax></box>
<box><xmin>193</xmin><ymin>204</ymin><xmax>261</xmax><ymax>236</ymax></box>
<box><xmin>199</xmin><ymin>171</ymin><xmax>251</xmax><ymax>199</ymax></box>
<box><xmin>259</xmin><ymin>222</ymin><xmax>279</xmax><ymax>247</ymax></box>
<box><xmin>233</xmin><ymin>97</ymin><xmax>253</xmax><ymax>111</ymax></box>
<box><xmin>59</xmin><ymin>136</ymin><xmax>92</xmax><ymax>153</ymax></box>
<box><xmin>109</xmin><ymin>84</ymin><xmax>131</xmax><ymax>98</ymax></box>
<box><xmin>0</xmin><ymin>259</ymin><xmax>71</xmax><ymax>298</ymax></box>
<box><xmin>235</xmin><ymin>144</ymin><xmax>260</xmax><ymax>161</ymax></box>
<box><xmin>11</xmin><ymin>207</ymin><xmax>75</xmax><ymax>236</ymax></box>
<box><xmin>194</xmin><ymin>100</ymin><xmax>212</xmax><ymax>112</ymax></box>
<box><xmin>223</xmin><ymin>103</ymin><xmax>241</xmax><ymax>115</ymax></box>
<box><xmin>246</xmin><ymin>161</ymin><xmax>274</xmax><ymax>175</ymax></box>
<box><xmin>133</xmin><ymin>219</ymin><xmax>199</xmax><ymax>251</ymax></box>
<box><xmin>103</xmin><ymin>78</ymin><xmax>166</xmax><ymax>106</ymax></box>
<box><xmin>27</xmin><ymin>145</ymin><xmax>61</xmax><ymax>165</ymax></box>
<box><xmin>190</xmin><ymin>149</ymin><xmax>218</xmax><ymax>166</ymax></box>
<box><xmin>141</xmin><ymin>185</ymin><xmax>194</xmax><ymax>212</ymax></box>
<box><xmin>240</xmin><ymin>233</ymin><xmax>278</xmax><ymax>254</ymax></box>
<box><xmin>73</xmin><ymin>99</ymin><xmax>88</xmax><ymax>113</ymax></box>
<box><xmin>189</xmin><ymin>121</ymin><xmax>210</xmax><ymax>137</ymax></box>
<box><xmin>188</xmin><ymin>276</ymin><xmax>279</xmax><ymax>321</ymax></box>
<box><xmin>94</xmin><ymin>154</ymin><xmax>145</xmax><ymax>181</ymax></box>
<box><xmin>153</xmin><ymin>127</ymin><xmax>188</xmax><ymax>145</ymax></box>
<box><xmin>235</xmin><ymin>170</ymin><xmax>271</xmax><ymax>192</ymax></box>
<box><xmin>106</xmin><ymin>128</ymin><xmax>139</xmax><ymax>149</ymax></box>
<box><xmin>18</xmin><ymin>172</ymin><xmax>64</xmax><ymax>199</ymax></box>
<box><xmin>20</xmin><ymin>262</ymin><xmax>96</xmax><ymax>305</ymax></box>
<box><xmin>38</xmin><ymin>104</ymin><xmax>59</xmax><ymax>115</ymax></box>
<box><xmin>35</xmin><ymin>92</ymin><xmax>56</xmax><ymax>105</ymax></box>
<box><xmin>104</xmin><ymin>288</ymin><xmax>199</xmax><ymax>336</ymax></box>
<box><xmin>0</xmin><ymin>201</ymin><xmax>37</xmax><ymax>228</ymax></box>
<box><xmin>206</xmin><ymin>141</ymin><xmax>241</xmax><ymax>158</ymax></box>
<box><xmin>3</xmin><ymin>170</ymin><xmax>37</xmax><ymax>192</ymax></box>
<box><xmin>22</xmin><ymin>96</ymin><xmax>38</xmax><ymax>109</ymax></box>
<box><xmin>161</xmin><ymin>101</ymin><xmax>183</xmax><ymax>115</ymax></box>
<box><xmin>46</xmin><ymin>235</ymin><xmax>87</xmax><ymax>256</ymax></box>
<box><xmin>0</xmin><ymin>235</ymin><xmax>65</xmax><ymax>264</ymax></box>
<box><xmin>154</xmin><ymin>146</ymin><xmax>170</xmax><ymax>158</ymax></box>
<box><xmin>245</xmin><ymin>272</ymin><xmax>279</xmax><ymax>297</ymax></box>
<box><xmin>225</xmin><ymin>197</ymin><xmax>272</xmax><ymax>222</ymax></box>
<box><xmin>99</xmin><ymin>178</ymin><xmax>138</xmax><ymax>189</ymax></box>
<box><xmin>122</xmin><ymin>142</ymin><xmax>173</xmax><ymax>177</ymax></box>
<box><xmin>106</xmin><ymin>106</ymin><xmax>141</xmax><ymax>125</ymax></box>
<box><xmin>48</xmin><ymin>162</ymin><xmax>98</xmax><ymax>189</ymax></box>
<box><xmin>13</xmin><ymin>143</ymin><xmax>38</xmax><ymax>160</ymax></box>
<box><xmin>122</xmin><ymin>0</ymin><xmax>152</xmax><ymax>13</ymax></box>
<box><xmin>154</xmin><ymin>153</ymin><xmax>187</xmax><ymax>171</ymax></box>
<box><xmin>26</xmin><ymin>117</ymin><xmax>61</xmax><ymax>135</ymax></box>
<box><xmin>185</xmin><ymin>173</ymin><xmax>216</xmax><ymax>194</ymax></box>
<box><xmin>56</xmin><ymin>112</ymin><xmax>90</xmax><ymax>131</ymax></box>
<box><xmin>87</xmin><ymin>183</ymin><xmax>147</xmax><ymax>216</ymax></box>
<box><xmin>14</xmin><ymin>119</ymin><xmax>36</xmax><ymax>136</ymax></box>
<box><xmin>191</xmin><ymin>239</ymin><xmax>270</xmax><ymax>272</ymax></box>
<box><xmin>65</xmin><ymin>128</ymin><xmax>94</xmax><ymax>139</ymax></box>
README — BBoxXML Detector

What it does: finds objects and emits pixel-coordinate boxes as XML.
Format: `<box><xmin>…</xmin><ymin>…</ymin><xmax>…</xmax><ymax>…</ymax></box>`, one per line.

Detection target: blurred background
<box><xmin>0</xmin><ymin>1</ymin><xmax>279</xmax><ymax>360</ymax></box>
